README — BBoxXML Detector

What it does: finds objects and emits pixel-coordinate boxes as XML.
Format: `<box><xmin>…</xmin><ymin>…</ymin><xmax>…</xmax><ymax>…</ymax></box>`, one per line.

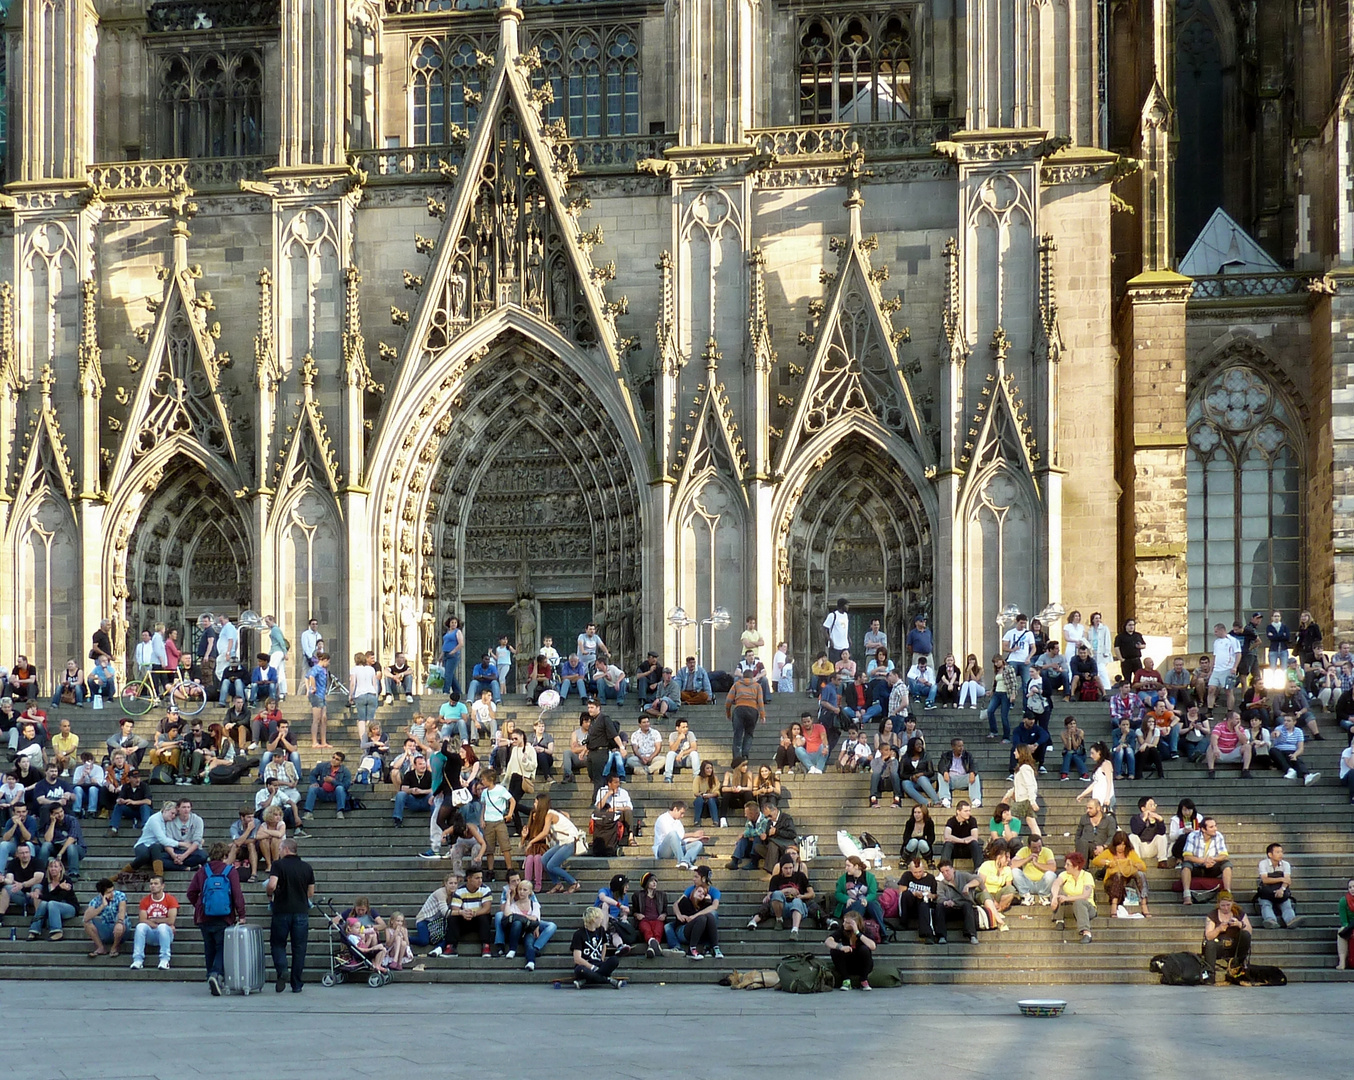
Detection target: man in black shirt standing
<box><xmin>266</xmin><ymin>838</ymin><xmax>315</xmax><ymax>992</ymax></box>
<box><xmin>584</xmin><ymin>698</ymin><xmax>622</xmax><ymax>791</ymax></box>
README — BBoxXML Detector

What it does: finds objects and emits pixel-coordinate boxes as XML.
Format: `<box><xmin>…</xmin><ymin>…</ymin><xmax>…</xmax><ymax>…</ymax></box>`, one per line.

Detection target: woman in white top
<box><xmin>1247</xmin><ymin>715</ymin><xmax>1273</xmax><ymax>770</ymax></box>
<box><xmin>1076</xmin><ymin>742</ymin><xmax>1116</xmax><ymax>813</ymax></box>
<box><xmin>542</xmin><ymin>808</ymin><xmax>581</xmax><ymax>893</ymax></box>
<box><xmin>503</xmin><ymin>880</ymin><xmax>547</xmax><ymax>970</ymax></box>
<box><xmin>1063</xmin><ymin>611</ymin><xmax>1087</xmax><ymax>656</ymax></box>
<box><xmin>1003</xmin><ymin>745</ymin><xmax>1043</xmax><ymax>838</ymax></box>
<box><xmin>1338</xmin><ymin>732</ymin><xmax>1354</xmax><ymax>803</ymax></box>
<box><xmin>1087</xmin><ymin>612</ymin><xmax>1114</xmax><ymax>689</ymax></box>
<box><xmin>772</xmin><ymin>643</ymin><xmax>789</xmax><ymax>691</ymax></box>
<box><xmin>347</xmin><ymin>652</ymin><xmax>381</xmax><ymax>743</ymax></box>
<box><xmin>959</xmin><ymin>654</ymin><xmax>985</xmax><ymax>708</ymax></box>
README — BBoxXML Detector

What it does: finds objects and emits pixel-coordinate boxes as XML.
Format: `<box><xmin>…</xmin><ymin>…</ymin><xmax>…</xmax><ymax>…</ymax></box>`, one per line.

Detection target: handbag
<box><xmin>60</xmin><ymin>687</ymin><xmax>76</xmax><ymax>705</ymax></box>
<box><xmin>574</xmin><ymin>834</ymin><xmax>589</xmax><ymax>856</ymax></box>
<box><xmin>451</xmin><ymin>787</ymin><xmax>472</xmax><ymax>807</ymax></box>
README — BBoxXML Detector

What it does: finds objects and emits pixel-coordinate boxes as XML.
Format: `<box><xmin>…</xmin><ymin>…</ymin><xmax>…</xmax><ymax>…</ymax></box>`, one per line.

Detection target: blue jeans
<box><xmin>654</xmin><ymin>832</ymin><xmax>704</xmax><ymax>864</ymax></box>
<box><xmin>986</xmin><ymin>693</ymin><xmax>1012</xmax><ymax>738</ymax></box>
<box><xmin>201</xmin><ymin>924</ymin><xmax>226</xmax><ymax>978</ymax></box>
<box><xmin>304</xmin><ymin>784</ymin><xmax>348</xmax><ymax>813</ymax></box>
<box><xmin>31</xmin><ymin>900</ymin><xmax>77</xmax><ymax>935</ymax></box>
<box><xmin>795</xmin><ymin>747</ymin><xmax>828</xmax><ymax>771</ymax></box>
<box><xmin>392</xmin><ymin>792</ymin><xmax>431</xmax><ymax>822</ymax></box>
<box><xmin>51</xmin><ymin>684</ymin><xmax>86</xmax><ymax>707</ymax></box>
<box><xmin>218</xmin><ymin>678</ymin><xmax>246</xmax><ymax>705</ymax></box>
<box><xmin>250</xmin><ymin>680</ymin><xmax>277</xmax><ymax>705</ymax></box>
<box><xmin>842</xmin><ymin>703</ymin><xmax>883</xmax><ymax>725</ymax></box>
<box><xmin>270</xmin><ymin>912</ymin><xmax>309</xmax><ymax>991</ymax></box>
<box><xmin>86</xmin><ymin>676</ymin><xmax>115</xmax><ymax>701</ymax></box>
<box><xmin>1041</xmin><ymin>671</ymin><xmax>1069</xmax><ymax>699</ymax></box>
<box><xmin>601</xmin><ymin>750</ymin><xmax>628</xmax><ymax>778</ymax></box>
<box><xmin>259</xmin><ymin>751</ymin><xmax>302</xmax><ymax>780</ymax></box>
<box><xmin>1112</xmin><ymin>746</ymin><xmax>1135</xmax><ymax>777</ymax></box>
<box><xmin>902</xmin><ymin>776</ymin><xmax>938</xmax><ymax>805</ymax></box>
<box><xmin>442</xmin><ymin>656</ymin><xmax>462</xmax><ymax>699</ymax></box>
<box><xmin>469</xmin><ymin>679</ymin><xmax>502</xmax><ymax>704</ymax></box>
<box><xmin>73</xmin><ymin>786</ymin><xmax>102</xmax><ymax>815</ymax></box>
<box><xmin>109</xmin><ymin>803</ymin><xmax>152</xmax><ymax>831</ymax></box>
<box><xmin>909</xmin><ymin>679</ymin><xmax>938</xmax><ymax>706</ymax></box>
<box><xmin>559</xmin><ymin>677</ymin><xmax>590</xmax><ymax>699</ymax></box>
<box><xmin>1008</xmin><ymin>662</ymin><xmax>1029</xmax><ymax>684</ymax></box>
<box><xmin>1159</xmin><ymin>724</ymin><xmax>1181</xmax><ymax>756</ymax></box>
<box><xmin>543</xmin><ymin>843</ymin><xmax>576</xmax><ymax>886</ymax></box>
<box><xmin>596</xmin><ymin>680</ymin><xmax>629</xmax><ymax>706</ymax></box>
<box><xmin>692</xmin><ymin>794</ymin><xmax>719</xmax><ymax>826</ymax></box>
<box><xmin>506</xmin><ymin>916</ymin><xmax>557</xmax><ymax>961</ymax></box>
<box><xmin>385</xmin><ymin>674</ymin><xmax>415</xmax><ymax>697</ymax></box>
<box><xmin>39</xmin><ymin>842</ymin><xmax>80</xmax><ymax>877</ymax></box>
<box><xmin>1258</xmin><ymin>895</ymin><xmax>1297</xmax><ymax>926</ymax></box>
<box><xmin>442</xmin><ymin>719</ymin><xmax>471</xmax><ymax>744</ymax></box>
<box><xmin>1062</xmin><ymin>750</ymin><xmax>1086</xmax><ymax>777</ymax></box>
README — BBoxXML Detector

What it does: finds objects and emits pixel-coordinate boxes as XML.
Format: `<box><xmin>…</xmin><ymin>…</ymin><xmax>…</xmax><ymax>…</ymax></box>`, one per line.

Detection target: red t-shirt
<box><xmin>140</xmin><ymin>893</ymin><xmax>179</xmax><ymax>922</ymax></box>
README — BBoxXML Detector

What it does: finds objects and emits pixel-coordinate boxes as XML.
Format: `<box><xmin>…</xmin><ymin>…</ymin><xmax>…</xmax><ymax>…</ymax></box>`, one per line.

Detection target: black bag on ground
<box><xmin>1150</xmin><ymin>951</ymin><xmax>1212</xmax><ymax>986</ymax></box>
<box><xmin>208</xmin><ymin>757</ymin><xmax>257</xmax><ymax>785</ymax></box>
<box><xmin>148</xmin><ymin>764</ymin><xmax>176</xmax><ymax>785</ymax></box>
<box><xmin>710</xmin><ymin>671</ymin><xmax>735</xmax><ymax>694</ymax></box>
<box><xmin>589</xmin><ymin>810</ymin><xmax>621</xmax><ymax>857</ymax></box>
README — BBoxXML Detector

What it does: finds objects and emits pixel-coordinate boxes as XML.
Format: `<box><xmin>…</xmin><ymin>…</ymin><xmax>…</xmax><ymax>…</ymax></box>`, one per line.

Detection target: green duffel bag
<box><xmin>776</xmin><ymin>953</ymin><xmax>835</xmax><ymax>994</ymax></box>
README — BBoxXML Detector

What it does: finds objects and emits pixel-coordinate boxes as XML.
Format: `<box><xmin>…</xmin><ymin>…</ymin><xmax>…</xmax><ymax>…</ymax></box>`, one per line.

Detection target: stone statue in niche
<box><xmin>507</xmin><ymin>597</ymin><xmax>538</xmax><ymax>662</ymax></box>
<box><xmin>421</xmin><ymin>598</ymin><xmax>438</xmax><ymax>665</ymax></box>
<box><xmin>618</xmin><ymin>598</ymin><xmax>636</xmax><ymax>668</ymax></box>
<box><xmin>400</xmin><ymin>596</ymin><xmax>421</xmax><ymax>666</ymax></box>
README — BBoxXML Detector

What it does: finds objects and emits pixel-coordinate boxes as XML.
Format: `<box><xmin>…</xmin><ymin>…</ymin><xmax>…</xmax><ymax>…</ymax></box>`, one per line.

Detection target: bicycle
<box><xmin>119</xmin><ymin>668</ymin><xmax>208</xmax><ymax>717</ymax></box>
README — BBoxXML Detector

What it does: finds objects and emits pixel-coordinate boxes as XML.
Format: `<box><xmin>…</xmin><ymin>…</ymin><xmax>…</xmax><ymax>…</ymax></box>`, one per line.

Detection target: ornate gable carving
<box><xmin>959</xmin><ymin>328</ymin><xmax>1039</xmax><ymax>489</ymax></box>
<box><xmin>671</xmin><ymin>339</ymin><xmax>749</xmax><ymax>487</ymax></box>
<box><xmin>273</xmin><ymin>354</ymin><xmax>342</xmax><ymax>496</ymax></box>
<box><xmin>775</xmin><ymin>165</ymin><xmax>923</xmax><ymax>473</ymax></box>
<box><xmin>109</xmin><ymin>184</ymin><xmax>239</xmax><ymax>492</ymax></box>
<box><xmin>397</xmin><ymin>4</ymin><xmax>631</xmax><ymax>379</ymax></box>
<box><xmin>12</xmin><ymin>366</ymin><xmax>77</xmax><ymax>502</ymax></box>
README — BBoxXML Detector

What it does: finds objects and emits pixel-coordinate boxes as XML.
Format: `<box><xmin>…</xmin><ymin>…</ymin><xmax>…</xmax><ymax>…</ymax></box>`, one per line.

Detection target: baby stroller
<box><xmin>316</xmin><ymin>898</ymin><xmax>392</xmax><ymax>988</ymax></box>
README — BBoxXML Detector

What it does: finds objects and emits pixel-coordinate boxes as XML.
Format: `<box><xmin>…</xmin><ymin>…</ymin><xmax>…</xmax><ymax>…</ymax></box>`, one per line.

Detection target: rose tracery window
<box><xmin>1186</xmin><ymin>365</ymin><xmax>1303</xmax><ymax>650</ymax></box>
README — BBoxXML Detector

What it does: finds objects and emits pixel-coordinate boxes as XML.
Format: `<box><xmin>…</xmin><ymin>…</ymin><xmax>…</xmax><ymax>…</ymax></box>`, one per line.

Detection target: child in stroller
<box><xmin>317</xmin><ymin>899</ymin><xmax>393</xmax><ymax>987</ymax></box>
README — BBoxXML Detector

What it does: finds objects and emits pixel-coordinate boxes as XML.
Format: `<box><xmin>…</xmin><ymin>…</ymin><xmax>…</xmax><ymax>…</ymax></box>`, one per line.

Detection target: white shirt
<box><xmin>150</xmin><ymin>632</ymin><xmax>168</xmax><ymax>668</ymax></box>
<box><xmin>301</xmin><ymin>629</ymin><xmax>321</xmax><ymax>660</ymax></box>
<box><xmin>1340</xmin><ymin>745</ymin><xmax>1354</xmax><ymax>780</ymax></box>
<box><xmin>349</xmin><ymin>665</ymin><xmax>380</xmax><ymax>697</ymax></box>
<box><xmin>134</xmin><ymin>641</ymin><xmax>156</xmax><ymax>668</ymax></box>
<box><xmin>1212</xmin><ymin>634</ymin><xmax>1241</xmax><ymax>674</ymax></box>
<box><xmin>577</xmin><ymin>633</ymin><xmax>603</xmax><ymax>665</ymax></box>
<box><xmin>1063</xmin><ymin>621</ymin><xmax>1086</xmax><ymax>651</ymax></box>
<box><xmin>652</xmin><ymin>811</ymin><xmax>685</xmax><ymax>856</ymax></box>
<box><xmin>1003</xmin><ymin>627</ymin><xmax>1035</xmax><ymax>663</ymax></box>
<box><xmin>540</xmin><ymin>645</ymin><xmax>560</xmax><ymax>668</ymax></box>
<box><xmin>906</xmin><ymin>663</ymin><xmax>934</xmax><ymax>685</ymax></box>
<box><xmin>217</xmin><ymin>622</ymin><xmax>240</xmax><ymax>662</ymax></box>
<box><xmin>823</xmin><ymin>610</ymin><xmax>851</xmax><ymax>650</ymax></box>
<box><xmin>1257</xmin><ymin>857</ymin><xmax>1290</xmax><ymax>881</ymax></box>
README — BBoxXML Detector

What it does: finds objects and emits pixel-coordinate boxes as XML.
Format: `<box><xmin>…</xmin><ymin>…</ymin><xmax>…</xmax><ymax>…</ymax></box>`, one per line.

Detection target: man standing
<box><xmin>863</xmin><ymin>618</ymin><xmax>888</xmax><ymax>657</ymax></box>
<box><xmin>905</xmin><ymin>616</ymin><xmax>933</xmax><ymax>667</ymax></box>
<box><xmin>215</xmin><ymin>615</ymin><xmax>240</xmax><ymax>684</ymax></box>
<box><xmin>265</xmin><ymin>615</ymin><xmax>290</xmax><ymax>701</ymax></box>
<box><xmin>584</xmin><ymin>698</ymin><xmax>623</xmax><ymax>789</ymax></box>
<box><xmin>266</xmin><ymin>838</ymin><xmax>315</xmax><ymax>992</ymax></box>
<box><xmin>1002</xmin><ymin>615</ymin><xmax>1036</xmax><ymax>683</ymax></box>
<box><xmin>576</xmin><ymin>622</ymin><xmax>610</xmax><ymax>677</ymax></box>
<box><xmin>823</xmin><ymin>598</ymin><xmax>851</xmax><ymax>663</ymax></box>
<box><xmin>1207</xmin><ymin>622</ymin><xmax>1241</xmax><ymax>715</ymax></box>
<box><xmin>440</xmin><ymin>616</ymin><xmax>464</xmax><ymax>700</ymax></box>
<box><xmin>725</xmin><ymin>667</ymin><xmax>765</xmax><ymax>762</ymax></box>
<box><xmin>300</xmin><ymin>618</ymin><xmax>321</xmax><ymax>674</ymax></box>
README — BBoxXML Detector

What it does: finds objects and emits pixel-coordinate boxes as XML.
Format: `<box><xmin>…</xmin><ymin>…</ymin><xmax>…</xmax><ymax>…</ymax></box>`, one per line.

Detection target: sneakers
<box><xmin>936</xmin><ymin>937</ymin><xmax>947</xmax><ymax>945</ymax></box>
<box><xmin>383</xmin><ymin>694</ymin><xmax>394</xmax><ymax>705</ymax></box>
<box><xmin>158</xmin><ymin>958</ymin><xmax>171</xmax><ymax>970</ymax></box>
<box><xmin>607</xmin><ymin>977</ymin><xmax>625</xmax><ymax>989</ymax></box>
<box><xmin>790</xmin><ymin>927</ymin><xmax>799</xmax><ymax>938</ymax></box>
<box><xmin>525</xmin><ymin>960</ymin><xmax>536</xmax><ymax>971</ymax></box>
<box><xmin>1039</xmin><ymin>766</ymin><xmax>1047</xmax><ymax>773</ymax></box>
<box><xmin>808</xmin><ymin>766</ymin><xmax>823</xmax><ymax>774</ymax></box>
<box><xmin>291</xmin><ymin>829</ymin><xmax>311</xmax><ymax>839</ymax></box>
<box><xmin>1305</xmin><ymin>772</ymin><xmax>1321</xmax><ymax>785</ymax></box>
<box><xmin>130</xmin><ymin>959</ymin><xmax>144</xmax><ymax>969</ymax></box>
<box><xmin>335</xmin><ymin>811</ymin><xmax>345</xmax><ymax>820</ymax></box>
<box><xmin>1059</xmin><ymin>773</ymin><xmax>1070</xmax><ymax>781</ymax></box>
<box><xmin>971</xmin><ymin>800</ymin><xmax>982</xmax><ymax>808</ymax></box>
<box><xmin>573</xmin><ymin>979</ymin><xmax>585</xmax><ymax>989</ymax></box>
<box><xmin>719</xmin><ymin>817</ymin><xmax>728</xmax><ymax>828</ymax></box>
<box><xmin>481</xmin><ymin>945</ymin><xmax>491</xmax><ymax>957</ymax></box>
<box><xmin>1006</xmin><ymin>774</ymin><xmax>1015</xmax><ymax>782</ymax></box>
<box><xmin>859</xmin><ymin>979</ymin><xmax>872</xmax><ymax>990</ymax></box>
<box><xmin>505</xmin><ymin>950</ymin><xmax>516</xmax><ymax>959</ymax></box>
<box><xmin>688</xmin><ymin>948</ymin><xmax>704</xmax><ymax>960</ymax></box>
<box><xmin>428</xmin><ymin>946</ymin><xmax>446</xmax><ymax>958</ymax></box>
<box><xmin>712</xmin><ymin>947</ymin><xmax>724</xmax><ymax>958</ymax></box>
<box><xmin>1020</xmin><ymin>895</ymin><xmax>1036</xmax><ymax>906</ymax></box>
<box><xmin>1284</xmin><ymin>768</ymin><xmax>1298</xmax><ymax>780</ymax></box>
<box><xmin>1079</xmin><ymin>773</ymin><xmax>1090</xmax><ymax>781</ymax></box>
<box><xmin>1054</xmin><ymin>918</ymin><xmax>1066</xmax><ymax>931</ymax></box>
<box><xmin>1081</xmin><ymin>932</ymin><xmax>1093</xmax><ymax>944</ymax></box>
<box><xmin>924</xmin><ymin>702</ymin><xmax>936</xmax><ymax>710</ymax></box>
<box><xmin>645</xmin><ymin>941</ymin><xmax>657</xmax><ymax>959</ymax></box>
<box><xmin>746</xmin><ymin>918</ymin><xmax>758</xmax><ymax>931</ymax></box>
<box><xmin>839</xmin><ymin>980</ymin><xmax>851</xmax><ymax>991</ymax></box>
<box><xmin>418</xmin><ymin>850</ymin><xmax>440</xmax><ymax>860</ymax></box>
<box><xmin>208</xmin><ymin>974</ymin><xmax>223</xmax><ymax>996</ymax></box>
<box><xmin>941</xmin><ymin>798</ymin><xmax>952</xmax><ymax>808</ymax></box>
<box><xmin>969</xmin><ymin>935</ymin><xmax>979</xmax><ymax>944</ymax></box>
<box><xmin>676</xmin><ymin>861</ymin><xmax>691</xmax><ymax>870</ymax></box>
<box><xmin>1038</xmin><ymin>896</ymin><xmax>1051</xmax><ymax>906</ymax></box>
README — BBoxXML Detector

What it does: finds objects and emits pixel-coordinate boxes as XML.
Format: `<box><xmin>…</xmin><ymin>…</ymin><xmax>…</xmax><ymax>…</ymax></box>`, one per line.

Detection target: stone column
<box><xmin>1116</xmin><ymin>270</ymin><xmax>1192</xmax><ymax>650</ymax></box>
<box><xmin>14</xmin><ymin>0</ymin><xmax>97</xmax><ymax>181</ymax></box>
<box><xmin>278</xmin><ymin>0</ymin><xmax>346</xmax><ymax>169</ymax></box>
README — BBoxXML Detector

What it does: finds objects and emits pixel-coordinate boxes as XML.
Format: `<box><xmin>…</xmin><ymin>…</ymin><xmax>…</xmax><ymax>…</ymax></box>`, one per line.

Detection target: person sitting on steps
<box><xmin>1181</xmin><ymin>815</ymin><xmax>1232</xmax><ymax>903</ymax></box>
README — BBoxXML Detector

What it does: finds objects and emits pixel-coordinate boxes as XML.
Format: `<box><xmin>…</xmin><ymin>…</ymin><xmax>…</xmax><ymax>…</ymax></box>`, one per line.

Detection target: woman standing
<box><xmin>348</xmin><ymin>652</ymin><xmax>381</xmax><ymax>745</ymax></box>
<box><xmin>1062</xmin><ymin>611</ymin><xmax>1087</xmax><ymax>656</ymax></box>
<box><xmin>1005</xmin><ymin>746</ymin><xmax>1043</xmax><ymax>839</ymax></box>
<box><xmin>1088</xmin><ymin>612</ymin><xmax>1114</xmax><ymax>690</ymax></box>
<box><xmin>985</xmin><ymin>656</ymin><xmax>1020</xmax><ymax>740</ymax></box>
<box><xmin>1077</xmin><ymin>743</ymin><xmax>1116</xmax><ymax>813</ymax></box>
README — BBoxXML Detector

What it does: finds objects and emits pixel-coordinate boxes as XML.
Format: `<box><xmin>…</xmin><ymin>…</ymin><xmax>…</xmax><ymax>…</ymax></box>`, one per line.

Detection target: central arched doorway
<box><xmin>781</xmin><ymin>435</ymin><xmax>932</xmax><ymax>665</ymax></box>
<box><xmin>425</xmin><ymin>338</ymin><xmax>645</xmax><ymax>671</ymax></box>
<box><xmin>116</xmin><ymin>457</ymin><xmax>252</xmax><ymax>659</ymax></box>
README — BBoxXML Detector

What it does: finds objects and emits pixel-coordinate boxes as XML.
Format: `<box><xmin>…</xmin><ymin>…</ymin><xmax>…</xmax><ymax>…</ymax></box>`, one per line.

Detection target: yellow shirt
<box><xmin>1056</xmin><ymin>869</ymin><xmax>1095</xmax><ymax>900</ymax></box>
<box><xmin>977</xmin><ymin>860</ymin><xmax>1013</xmax><ymax>892</ymax></box>
<box><xmin>811</xmin><ymin>658</ymin><xmax>834</xmax><ymax>677</ymax></box>
<box><xmin>52</xmin><ymin>733</ymin><xmax>79</xmax><ymax>757</ymax></box>
<box><xmin>1015</xmin><ymin>846</ymin><xmax>1056</xmax><ymax>878</ymax></box>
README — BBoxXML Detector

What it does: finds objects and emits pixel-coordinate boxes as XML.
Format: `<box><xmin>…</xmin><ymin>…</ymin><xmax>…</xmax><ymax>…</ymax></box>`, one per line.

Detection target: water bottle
<box><xmin>9</xmin><ymin>927</ymin><xmax>15</xmax><ymax>941</ymax></box>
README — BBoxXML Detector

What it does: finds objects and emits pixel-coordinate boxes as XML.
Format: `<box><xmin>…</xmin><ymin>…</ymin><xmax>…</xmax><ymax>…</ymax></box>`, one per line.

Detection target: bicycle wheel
<box><xmin>119</xmin><ymin>680</ymin><xmax>154</xmax><ymax>716</ymax></box>
<box><xmin>176</xmin><ymin>683</ymin><xmax>208</xmax><ymax>716</ymax></box>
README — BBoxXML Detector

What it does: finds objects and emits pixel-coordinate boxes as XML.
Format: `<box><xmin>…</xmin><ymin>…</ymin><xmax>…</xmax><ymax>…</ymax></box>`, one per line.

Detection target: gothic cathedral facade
<box><xmin>0</xmin><ymin>0</ymin><xmax>1348</xmax><ymax>685</ymax></box>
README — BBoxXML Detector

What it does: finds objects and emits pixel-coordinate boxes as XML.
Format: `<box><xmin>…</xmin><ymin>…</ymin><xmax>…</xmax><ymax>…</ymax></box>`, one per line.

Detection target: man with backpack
<box><xmin>186</xmin><ymin>842</ymin><xmax>247</xmax><ymax>996</ymax></box>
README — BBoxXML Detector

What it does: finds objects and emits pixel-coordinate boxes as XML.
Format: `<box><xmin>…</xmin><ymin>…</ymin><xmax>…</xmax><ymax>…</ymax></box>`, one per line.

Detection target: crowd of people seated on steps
<box><xmin>2</xmin><ymin>601</ymin><xmax>1351</xmax><ymax>987</ymax></box>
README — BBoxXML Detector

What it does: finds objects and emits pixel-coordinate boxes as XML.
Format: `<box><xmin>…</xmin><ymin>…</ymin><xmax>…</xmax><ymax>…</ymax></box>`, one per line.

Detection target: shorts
<box><xmin>92</xmin><ymin>920</ymin><xmax>123</xmax><ymax>944</ymax></box>
<box><xmin>1214</xmin><ymin>747</ymin><xmax>1245</xmax><ymax>764</ymax></box>
<box><xmin>1207</xmin><ymin>671</ymin><xmax>1236</xmax><ymax>689</ymax></box>
<box><xmin>308</xmin><ymin>693</ymin><xmax>325</xmax><ymax>709</ymax></box>
<box><xmin>1012</xmin><ymin>800</ymin><xmax>1036</xmax><ymax>822</ymax></box>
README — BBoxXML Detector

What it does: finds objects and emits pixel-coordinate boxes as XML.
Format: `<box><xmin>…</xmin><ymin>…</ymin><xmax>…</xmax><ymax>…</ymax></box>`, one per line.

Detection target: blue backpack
<box><xmin>201</xmin><ymin>863</ymin><xmax>232</xmax><ymax>918</ymax></box>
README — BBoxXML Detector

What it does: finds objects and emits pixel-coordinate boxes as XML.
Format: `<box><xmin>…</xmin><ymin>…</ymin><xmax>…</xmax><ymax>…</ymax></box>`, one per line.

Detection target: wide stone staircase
<box><xmin>3</xmin><ymin>691</ymin><xmax>1351</xmax><ymax>986</ymax></box>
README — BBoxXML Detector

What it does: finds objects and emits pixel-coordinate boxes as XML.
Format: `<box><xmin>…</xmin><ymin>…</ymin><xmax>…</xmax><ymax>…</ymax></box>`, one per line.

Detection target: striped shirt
<box><xmin>1184</xmin><ymin>829</ymin><xmax>1228</xmax><ymax>861</ymax></box>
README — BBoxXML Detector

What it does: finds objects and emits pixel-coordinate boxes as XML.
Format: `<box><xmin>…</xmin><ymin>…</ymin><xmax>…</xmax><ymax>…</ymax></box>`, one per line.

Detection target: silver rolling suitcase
<box><xmin>223</xmin><ymin>923</ymin><xmax>267</xmax><ymax>994</ymax></box>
